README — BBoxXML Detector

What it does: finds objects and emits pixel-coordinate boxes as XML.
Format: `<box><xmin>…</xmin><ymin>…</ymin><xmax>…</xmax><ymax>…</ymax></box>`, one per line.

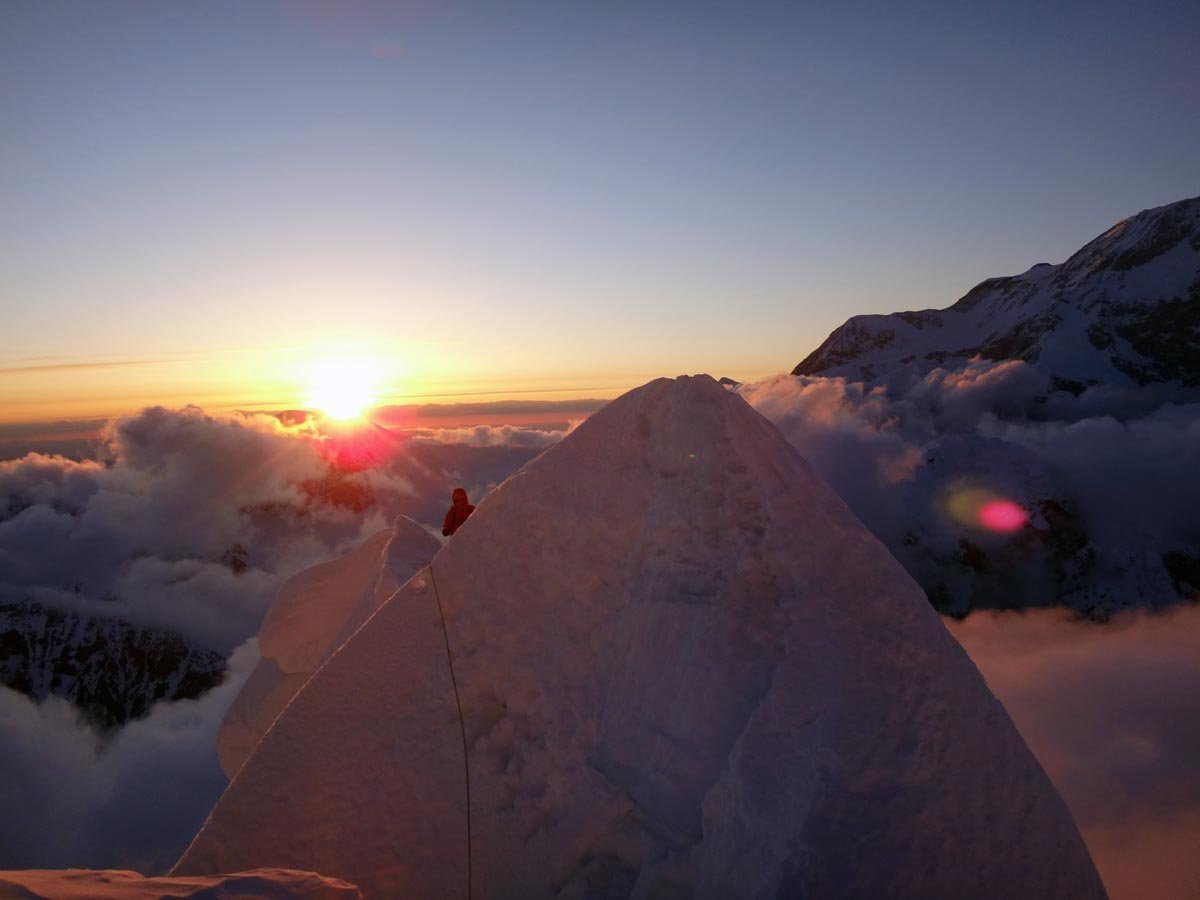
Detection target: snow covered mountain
<box><xmin>0</xmin><ymin>599</ymin><xmax>226</xmax><ymax>730</ymax></box>
<box><xmin>795</xmin><ymin>196</ymin><xmax>1200</xmax><ymax>390</ymax></box>
<box><xmin>176</xmin><ymin>375</ymin><xmax>1105</xmax><ymax>899</ymax></box>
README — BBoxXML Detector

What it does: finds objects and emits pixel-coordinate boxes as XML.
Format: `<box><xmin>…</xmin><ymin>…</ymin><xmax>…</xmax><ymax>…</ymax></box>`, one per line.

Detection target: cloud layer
<box><xmin>737</xmin><ymin>365</ymin><xmax>1200</xmax><ymax>611</ymax></box>
<box><xmin>0</xmin><ymin>407</ymin><xmax>411</xmax><ymax>651</ymax></box>
<box><xmin>0</xmin><ymin>406</ymin><xmax>561</xmax><ymax>654</ymax></box>
<box><xmin>0</xmin><ymin>638</ymin><xmax>259</xmax><ymax>872</ymax></box>
<box><xmin>948</xmin><ymin>607</ymin><xmax>1200</xmax><ymax>900</ymax></box>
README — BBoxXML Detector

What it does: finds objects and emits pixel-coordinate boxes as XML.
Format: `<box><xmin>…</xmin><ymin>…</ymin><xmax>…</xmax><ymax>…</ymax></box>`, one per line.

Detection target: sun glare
<box><xmin>305</xmin><ymin>358</ymin><xmax>381</xmax><ymax>421</ymax></box>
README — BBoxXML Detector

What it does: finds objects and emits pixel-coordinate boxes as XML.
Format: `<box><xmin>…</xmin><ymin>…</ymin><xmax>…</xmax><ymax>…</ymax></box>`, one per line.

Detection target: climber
<box><xmin>442</xmin><ymin>487</ymin><xmax>475</xmax><ymax>536</ymax></box>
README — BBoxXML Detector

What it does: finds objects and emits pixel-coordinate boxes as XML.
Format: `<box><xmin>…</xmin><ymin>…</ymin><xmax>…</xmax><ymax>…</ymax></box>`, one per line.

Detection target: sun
<box><xmin>305</xmin><ymin>358</ymin><xmax>380</xmax><ymax>421</ymax></box>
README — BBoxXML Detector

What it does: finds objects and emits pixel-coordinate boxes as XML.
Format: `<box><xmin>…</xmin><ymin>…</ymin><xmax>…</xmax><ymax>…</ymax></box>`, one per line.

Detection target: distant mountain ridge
<box><xmin>795</xmin><ymin>196</ymin><xmax>1200</xmax><ymax>389</ymax></box>
<box><xmin>0</xmin><ymin>599</ymin><xmax>226</xmax><ymax>730</ymax></box>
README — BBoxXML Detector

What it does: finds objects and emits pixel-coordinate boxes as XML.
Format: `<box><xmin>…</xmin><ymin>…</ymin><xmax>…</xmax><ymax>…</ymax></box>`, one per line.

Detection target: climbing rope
<box><xmin>428</xmin><ymin>562</ymin><xmax>472</xmax><ymax>900</ymax></box>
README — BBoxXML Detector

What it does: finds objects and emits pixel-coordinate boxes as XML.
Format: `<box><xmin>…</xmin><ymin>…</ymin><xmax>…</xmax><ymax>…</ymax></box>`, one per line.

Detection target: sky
<box><xmin>3</xmin><ymin>0</ymin><xmax>1199</xmax><ymax>423</ymax></box>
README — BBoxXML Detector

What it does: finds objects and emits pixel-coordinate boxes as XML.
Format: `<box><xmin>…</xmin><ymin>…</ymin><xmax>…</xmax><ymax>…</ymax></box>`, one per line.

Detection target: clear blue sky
<box><xmin>2</xmin><ymin>0</ymin><xmax>1198</xmax><ymax>419</ymax></box>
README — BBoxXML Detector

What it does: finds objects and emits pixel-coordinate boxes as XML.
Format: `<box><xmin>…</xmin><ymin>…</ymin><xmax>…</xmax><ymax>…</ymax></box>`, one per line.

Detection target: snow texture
<box><xmin>178</xmin><ymin>375</ymin><xmax>1106</xmax><ymax>899</ymax></box>
<box><xmin>217</xmin><ymin>517</ymin><xmax>441</xmax><ymax>777</ymax></box>
<box><xmin>0</xmin><ymin>867</ymin><xmax>361</xmax><ymax>899</ymax></box>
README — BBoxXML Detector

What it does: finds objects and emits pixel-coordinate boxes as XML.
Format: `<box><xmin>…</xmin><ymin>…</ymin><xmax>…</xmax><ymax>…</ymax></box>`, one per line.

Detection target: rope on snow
<box><xmin>429</xmin><ymin>562</ymin><xmax>472</xmax><ymax>900</ymax></box>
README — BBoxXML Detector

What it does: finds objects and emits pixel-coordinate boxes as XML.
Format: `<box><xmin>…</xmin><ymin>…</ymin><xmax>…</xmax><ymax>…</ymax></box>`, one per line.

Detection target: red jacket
<box><xmin>442</xmin><ymin>503</ymin><xmax>475</xmax><ymax>536</ymax></box>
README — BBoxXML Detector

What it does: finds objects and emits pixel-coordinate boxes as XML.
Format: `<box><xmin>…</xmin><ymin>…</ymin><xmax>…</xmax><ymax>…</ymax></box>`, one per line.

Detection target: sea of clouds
<box><xmin>948</xmin><ymin>607</ymin><xmax>1200</xmax><ymax>900</ymax></box>
<box><xmin>1</xmin><ymin>363</ymin><xmax>1198</xmax><ymax>896</ymax></box>
<box><xmin>737</xmin><ymin>363</ymin><xmax>1200</xmax><ymax>556</ymax></box>
<box><xmin>0</xmin><ymin>640</ymin><xmax>259</xmax><ymax>873</ymax></box>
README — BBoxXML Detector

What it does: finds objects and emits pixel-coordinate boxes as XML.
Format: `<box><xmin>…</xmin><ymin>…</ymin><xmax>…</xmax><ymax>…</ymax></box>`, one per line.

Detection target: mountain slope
<box><xmin>0</xmin><ymin>599</ymin><xmax>226</xmax><ymax>730</ymax></box>
<box><xmin>217</xmin><ymin>516</ymin><xmax>441</xmax><ymax>777</ymax></box>
<box><xmin>795</xmin><ymin>197</ymin><xmax>1200</xmax><ymax>388</ymax></box>
<box><xmin>176</xmin><ymin>375</ymin><xmax>1105</xmax><ymax>900</ymax></box>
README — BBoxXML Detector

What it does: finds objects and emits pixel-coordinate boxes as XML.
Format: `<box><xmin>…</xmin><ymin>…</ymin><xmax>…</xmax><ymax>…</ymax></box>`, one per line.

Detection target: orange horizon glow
<box><xmin>0</xmin><ymin>342</ymin><xmax>784</xmax><ymax>428</ymax></box>
<box><xmin>0</xmin><ymin>382</ymin><xmax>625</xmax><ymax>429</ymax></box>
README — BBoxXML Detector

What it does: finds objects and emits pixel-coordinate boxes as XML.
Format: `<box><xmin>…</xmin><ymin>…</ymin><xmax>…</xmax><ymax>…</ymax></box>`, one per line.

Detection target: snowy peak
<box><xmin>1059</xmin><ymin>196</ymin><xmax>1200</xmax><ymax>283</ymax></box>
<box><xmin>795</xmin><ymin>196</ymin><xmax>1200</xmax><ymax>389</ymax></box>
<box><xmin>177</xmin><ymin>375</ymin><xmax>1105</xmax><ymax>899</ymax></box>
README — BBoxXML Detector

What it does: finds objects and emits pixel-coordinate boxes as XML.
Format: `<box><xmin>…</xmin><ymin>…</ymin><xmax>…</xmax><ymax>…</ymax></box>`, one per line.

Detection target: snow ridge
<box><xmin>217</xmin><ymin>515</ymin><xmax>441</xmax><ymax>778</ymax></box>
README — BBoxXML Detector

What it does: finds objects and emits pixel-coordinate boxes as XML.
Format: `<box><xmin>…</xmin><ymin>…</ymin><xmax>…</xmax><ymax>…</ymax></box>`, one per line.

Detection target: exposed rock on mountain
<box><xmin>0</xmin><ymin>599</ymin><xmax>225</xmax><ymax>731</ymax></box>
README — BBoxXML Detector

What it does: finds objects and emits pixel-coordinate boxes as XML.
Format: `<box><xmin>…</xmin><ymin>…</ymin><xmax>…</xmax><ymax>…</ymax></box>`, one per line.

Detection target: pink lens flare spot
<box><xmin>978</xmin><ymin>499</ymin><xmax>1027</xmax><ymax>533</ymax></box>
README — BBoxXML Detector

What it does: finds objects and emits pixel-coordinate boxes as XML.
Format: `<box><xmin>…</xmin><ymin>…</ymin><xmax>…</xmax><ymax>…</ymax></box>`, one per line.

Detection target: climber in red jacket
<box><xmin>442</xmin><ymin>487</ymin><xmax>475</xmax><ymax>536</ymax></box>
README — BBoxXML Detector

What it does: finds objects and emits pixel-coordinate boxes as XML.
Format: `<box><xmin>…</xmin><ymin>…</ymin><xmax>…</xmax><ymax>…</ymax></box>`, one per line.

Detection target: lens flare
<box><xmin>978</xmin><ymin>499</ymin><xmax>1028</xmax><ymax>533</ymax></box>
<box><xmin>944</xmin><ymin>488</ymin><xmax>1028</xmax><ymax>534</ymax></box>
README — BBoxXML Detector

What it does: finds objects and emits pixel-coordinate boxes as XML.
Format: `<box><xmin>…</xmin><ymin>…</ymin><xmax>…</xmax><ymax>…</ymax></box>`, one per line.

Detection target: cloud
<box><xmin>406</xmin><ymin>420</ymin><xmax>581</xmax><ymax>449</ymax></box>
<box><xmin>0</xmin><ymin>638</ymin><xmax>260</xmax><ymax>873</ymax></box>
<box><xmin>735</xmin><ymin>374</ymin><xmax>921</xmax><ymax>517</ymax></box>
<box><xmin>0</xmin><ymin>418</ymin><xmax>106</xmax><ymax>443</ymax></box>
<box><xmin>738</xmin><ymin>358</ymin><xmax>1048</xmax><ymax>451</ymax></box>
<box><xmin>0</xmin><ymin>407</ymin><xmax>408</xmax><ymax>652</ymax></box>
<box><xmin>0</xmin><ymin>405</ymin><xmax>577</xmax><ymax>656</ymax></box>
<box><xmin>948</xmin><ymin>607</ymin><xmax>1200</xmax><ymax>900</ymax></box>
<box><xmin>983</xmin><ymin>403</ymin><xmax>1200</xmax><ymax>551</ymax></box>
<box><xmin>370</xmin><ymin>398</ymin><xmax>607</xmax><ymax>430</ymax></box>
<box><xmin>0</xmin><ymin>359</ymin><xmax>165</xmax><ymax>376</ymax></box>
<box><xmin>735</xmin><ymin>365</ymin><xmax>1200</xmax><ymax>610</ymax></box>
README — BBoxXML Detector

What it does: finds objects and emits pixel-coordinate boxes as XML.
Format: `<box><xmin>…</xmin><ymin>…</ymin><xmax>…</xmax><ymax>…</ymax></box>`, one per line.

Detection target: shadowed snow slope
<box><xmin>217</xmin><ymin>517</ymin><xmax>441</xmax><ymax>777</ymax></box>
<box><xmin>176</xmin><ymin>375</ymin><xmax>1106</xmax><ymax>900</ymax></box>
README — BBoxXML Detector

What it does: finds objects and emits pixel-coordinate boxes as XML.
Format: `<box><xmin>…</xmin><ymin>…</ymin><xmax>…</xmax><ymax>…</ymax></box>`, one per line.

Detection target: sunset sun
<box><xmin>305</xmin><ymin>358</ymin><xmax>380</xmax><ymax>421</ymax></box>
